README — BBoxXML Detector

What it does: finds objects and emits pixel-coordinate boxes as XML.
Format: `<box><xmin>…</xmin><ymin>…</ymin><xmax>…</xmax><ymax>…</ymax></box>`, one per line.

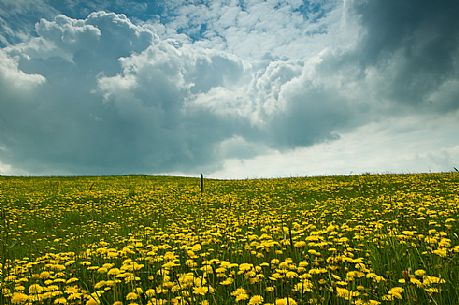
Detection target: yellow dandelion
<box><xmin>248</xmin><ymin>295</ymin><xmax>264</xmax><ymax>305</ymax></box>
<box><xmin>414</xmin><ymin>269</ymin><xmax>426</xmax><ymax>277</ymax></box>
<box><xmin>231</xmin><ymin>288</ymin><xmax>249</xmax><ymax>302</ymax></box>
<box><xmin>86</xmin><ymin>298</ymin><xmax>100</xmax><ymax>305</ymax></box>
<box><xmin>28</xmin><ymin>284</ymin><xmax>44</xmax><ymax>294</ymax></box>
<box><xmin>68</xmin><ymin>292</ymin><xmax>82</xmax><ymax>300</ymax></box>
<box><xmin>220</xmin><ymin>278</ymin><xmax>233</xmax><ymax>285</ymax></box>
<box><xmin>410</xmin><ymin>277</ymin><xmax>423</xmax><ymax>288</ymax></box>
<box><xmin>275</xmin><ymin>297</ymin><xmax>298</xmax><ymax>305</ymax></box>
<box><xmin>145</xmin><ymin>289</ymin><xmax>155</xmax><ymax>298</ymax></box>
<box><xmin>388</xmin><ymin>287</ymin><xmax>403</xmax><ymax>299</ymax></box>
<box><xmin>191</xmin><ymin>244</ymin><xmax>202</xmax><ymax>252</ymax></box>
<box><xmin>432</xmin><ymin>248</ymin><xmax>447</xmax><ymax>257</ymax></box>
<box><xmin>294</xmin><ymin>241</ymin><xmax>306</xmax><ymax>248</ymax></box>
<box><xmin>39</xmin><ymin>271</ymin><xmax>51</xmax><ymax>279</ymax></box>
<box><xmin>126</xmin><ymin>292</ymin><xmax>139</xmax><ymax>301</ymax></box>
<box><xmin>193</xmin><ymin>286</ymin><xmax>208</xmax><ymax>295</ymax></box>
<box><xmin>66</xmin><ymin>277</ymin><xmax>79</xmax><ymax>284</ymax></box>
<box><xmin>107</xmin><ymin>268</ymin><xmax>121</xmax><ymax>276</ymax></box>
<box><xmin>10</xmin><ymin>292</ymin><xmax>29</xmax><ymax>304</ymax></box>
<box><xmin>54</xmin><ymin>297</ymin><xmax>68</xmax><ymax>304</ymax></box>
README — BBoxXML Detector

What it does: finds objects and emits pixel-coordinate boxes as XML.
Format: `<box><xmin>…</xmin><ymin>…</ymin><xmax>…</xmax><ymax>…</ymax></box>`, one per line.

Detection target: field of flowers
<box><xmin>0</xmin><ymin>173</ymin><xmax>458</xmax><ymax>305</ymax></box>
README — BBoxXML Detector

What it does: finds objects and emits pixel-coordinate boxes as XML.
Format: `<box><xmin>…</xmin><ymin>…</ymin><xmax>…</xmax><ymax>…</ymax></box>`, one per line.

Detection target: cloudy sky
<box><xmin>0</xmin><ymin>0</ymin><xmax>458</xmax><ymax>177</ymax></box>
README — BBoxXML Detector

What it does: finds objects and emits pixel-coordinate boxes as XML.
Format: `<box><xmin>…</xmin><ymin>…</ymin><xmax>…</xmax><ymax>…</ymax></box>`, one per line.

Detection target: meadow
<box><xmin>0</xmin><ymin>173</ymin><xmax>458</xmax><ymax>305</ymax></box>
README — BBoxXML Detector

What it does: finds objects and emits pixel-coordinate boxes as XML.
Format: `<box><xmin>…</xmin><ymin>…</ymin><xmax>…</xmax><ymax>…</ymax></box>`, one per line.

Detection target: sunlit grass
<box><xmin>0</xmin><ymin>173</ymin><xmax>458</xmax><ymax>304</ymax></box>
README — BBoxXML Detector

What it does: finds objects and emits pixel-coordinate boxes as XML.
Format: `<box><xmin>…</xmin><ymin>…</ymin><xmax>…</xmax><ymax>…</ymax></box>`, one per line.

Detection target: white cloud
<box><xmin>0</xmin><ymin>50</ymin><xmax>45</xmax><ymax>90</ymax></box>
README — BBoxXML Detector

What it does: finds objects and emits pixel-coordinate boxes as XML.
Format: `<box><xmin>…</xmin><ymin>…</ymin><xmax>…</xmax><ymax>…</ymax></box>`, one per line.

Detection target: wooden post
<box><xmin>200</xmin><ymin>174</ymin><xmax>204</xmax><ymax>193</ymax></box>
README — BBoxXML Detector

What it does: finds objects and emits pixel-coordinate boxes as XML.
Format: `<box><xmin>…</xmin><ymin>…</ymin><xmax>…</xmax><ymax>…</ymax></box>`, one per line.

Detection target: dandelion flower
<box><xmin>414</xmin><ymin>269</ymin><xmax>426</xmax><ymax>277</ymax></box>
<box><xmin>126</xmin><ymin>292</ymin><xmax>139</xmax><ymax>301</ymax></box>
<box><xmin>388</xmin><ymin>287</ymin><xmax>403</xmax><ymax>299</ymax></box>
<box><xmin>54</xmin><ymin>297</ymin><xmax>68</xmax><ymax>304</ymax></box>
<box><xmin>248</xmin><ymin>295</ymin><xmax>264</xmax><ymax>305</ymax></box>
<box><xmin>10</xmin><ymin>292</ymin><xmax>29</xmax><ymax>304</ymax></box>
<box><xmin>275</xmin><ymin>297</ymin><xmax>297</xmax><ymax>305</ymax></box>
<box><xmin>231</xmin><ymin>288</ymin><xmax>249</xmax><ymax>302</ymax></box>
<box><xmin>28</xmin><ymin>284</ymin><xmax>44</xmax><ymax>294</ymax></box>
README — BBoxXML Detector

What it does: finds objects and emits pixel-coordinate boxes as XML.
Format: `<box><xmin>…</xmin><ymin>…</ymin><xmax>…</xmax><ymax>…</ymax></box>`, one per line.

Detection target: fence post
<box><xmin>200</xmin><ymin>174</ymin><xmax>204</xmax><ymax>193</ymax></box>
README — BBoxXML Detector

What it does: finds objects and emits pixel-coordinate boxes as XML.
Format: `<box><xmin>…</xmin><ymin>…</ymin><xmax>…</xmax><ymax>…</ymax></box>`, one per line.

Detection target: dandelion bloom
<box><xmin>414</xmin><ymin>269</ymin><xmax>426</xmax><ymax>277</ymax></box>
<box><xmin>28</xmin><ymin>284</ymin><xmax>44</xmax><ymax>294</ymax></box>
<box><xmin>10</xmin><ymin>292</ymin><xmax>29</xmax><ymax>304</ymax></box>
<box><xmin>126</xmin><ymin>292</ymin><xmax>139</xmax><ymax>300</ymax></box>
<box><xmin>86</xmin><ymin>298</ymin><xmax>100</xmax><ymax>305</ymax></box>
<box><xmin>275</xmin><ymin>297</ymin><xmax>298</xmax><ymax>305</ymax></box>
<box><xmin>388</xmin><ymin>287</ymin><xmax>404</xmax><ymax>299</ymax></box>
<box><xmin>248</xmin><ymin>295</ymin><xmax>264</xmax><ymax>305</ymax></box>
<box><xmin>193</xmin><ymin>286</ymin><xmax>209</xmax><ymax>295</ymax></box>
<box><xmin>231</xmin><ymin>288</ymin><xmax>249</xmax><ymax>302</ymax></box>
<box><xmin>54</xmin><ymin>297</ymin><xmax>68</xmax><ymax>304</ymax></box>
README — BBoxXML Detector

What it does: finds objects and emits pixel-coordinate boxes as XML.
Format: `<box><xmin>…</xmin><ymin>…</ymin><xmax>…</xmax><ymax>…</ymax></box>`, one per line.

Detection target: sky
<box><xmin>0</xmin><ymin>0</ymin><xmax>458</xmax><ymax>178</ymax></box>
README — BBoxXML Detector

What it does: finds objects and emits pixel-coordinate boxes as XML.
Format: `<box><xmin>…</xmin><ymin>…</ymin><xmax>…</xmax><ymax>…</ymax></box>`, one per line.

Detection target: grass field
<box><xmin>0</xmin><ymin>173</ymin><xmax>458</xmax><ymax>305</ymax></box>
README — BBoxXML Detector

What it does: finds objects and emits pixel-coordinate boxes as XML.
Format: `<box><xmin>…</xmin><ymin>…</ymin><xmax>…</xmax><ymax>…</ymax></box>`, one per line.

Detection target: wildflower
<box><xmin>354</xmin><ymin>300</ymin><xmax>381</xmax><ymax>305</ymax></box>
<box><xmin>220</xmin><ymin>278</ymin><xmax>233</xmax><ymax>285</ymax></box>
<box><xmin>336</xmin><ymin>287</ymin><xmax>359</xmax><ymax>300</ymax></box>
<box><xmin>145</xmin><ymin>289</ymin><xmax>155</xmax><ymax>298</ymax></box>
<box><xmin>285</xmin><ymin>270</ymin><xmax>297</xmax><ymax>278</ymax></box>
<box><xmin>86</xmin><ymin>298</ymin><xmax>100</xmax><ymax>305</ymax></box>
<box><xmin>294</xmin><ymin>241</ymin><xmax>306</xmax><ymax>248</ymax></box>
<box><xmin>248</xmin><ymin>295</ymin><xmax>264</xmax><ymax>305</ymax></box>
<box><xmin>54</xmin><ymin>297</ymin><xmax>68</xmax><ymax>304</ymax></box>
<box><xmin>191</xmin><ymin>244</ymin><xmax>202</xmax><ymax>252</ymax></box>
<box><xmin>275</xmin><ymin>297</ymin><xmax>298</xmax><ymax>305</ymax></box>
<box><xmin>39</xmin><ymin>271</ymin><xmax>51</xmax><ymax>279</ymax></box>
<box><xmin>414</xmin><ymin>269</ymin><xmax>426</xmax><ymax>277</ymax></box>
<box><xmin>126</xmin><ymin>292</ymin><xmax>139</xmax><ymax>301</ymax></box>
<box><xmin>410</xmin><ymin>276</ymin><xmax>423</xmax><ymax>288</ymax></box>
<box><xmin>107</xmin><ymin>268</ymin><xmax>121</xmax><ymax>276</ymax></box>
<box><xmin>239</xmin><ymin>263</ymin><xmax>253</xmax><ymax>272</ymax></box>
<box><xmin>423</xmin><ymin>276</ymin><xmax>445</xmax><ymax>286</ymax></box>
<box><xmin>66</xmin><ymin>277</ymin><xmax>79</xmax><ymax>284</ymax></box>
<box><xmin>432</xmin><ymin>248</ymin><xmax>447</xmax><ymax>257</ymax></box>
<box><xmin>231</xmin><ymin>288</ymin><xmax>249</xmax><ymax>302</ymax></box>
<box><xmin>193</xmin><ymin>287</ymin><xmax>209</xmax><ymax>295</ymax></box>
<box><xmin>10</xmin><ymin>292</ymin><xmax>29</xmax><ymax>304</ymax></box>
<box><xmin>388</xmin><ymin>287</ymin><xmax>403</xmax><ymax>299</ymax></box>
<box><xmin>425</xmin><ymin>287</ymin><xmax>439</xmax><ymax>294</ymax></box>
<box><xmin>68</xmin><ymin>293</ymin><xmax>82</xmax><ymax>300</ymax></box>
<box><xmin>29</xmin><ymin>284</ymin><xmax>44</xmax><ymax>294</ymax></box>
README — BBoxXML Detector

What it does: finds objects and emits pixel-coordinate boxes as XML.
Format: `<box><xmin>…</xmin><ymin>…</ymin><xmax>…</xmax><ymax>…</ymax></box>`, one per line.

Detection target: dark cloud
<box><xmin>352</xmin><ymin>0</ymin><xmax>459</xmax><ymax>111</ymax></box>
<box><xmin>267</xmin><ymin>86</ymin><xmax>350</xmax><ymax>148</ymax></box>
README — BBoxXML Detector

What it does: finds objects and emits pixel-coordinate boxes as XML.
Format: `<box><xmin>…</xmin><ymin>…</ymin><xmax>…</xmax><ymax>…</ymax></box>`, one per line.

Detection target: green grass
<box><xmin>0</xmin><ymin>173</ymin><xmax>458</xmax><ymax>305</ymax></box>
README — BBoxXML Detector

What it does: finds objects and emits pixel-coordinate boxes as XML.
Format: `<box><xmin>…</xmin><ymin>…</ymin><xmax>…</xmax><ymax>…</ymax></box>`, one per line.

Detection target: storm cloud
<box><xmin>0</xmin><ymin>0</ymin><xmax>458</xmax><ymax>176</ymax></box>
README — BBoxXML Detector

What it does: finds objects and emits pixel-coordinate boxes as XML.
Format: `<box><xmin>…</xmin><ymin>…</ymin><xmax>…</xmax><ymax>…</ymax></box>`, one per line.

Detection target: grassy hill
<box><xmin>1</xmin><ymin>173</ymin><xmax>458</xmax><ymax>304</ymax></box>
